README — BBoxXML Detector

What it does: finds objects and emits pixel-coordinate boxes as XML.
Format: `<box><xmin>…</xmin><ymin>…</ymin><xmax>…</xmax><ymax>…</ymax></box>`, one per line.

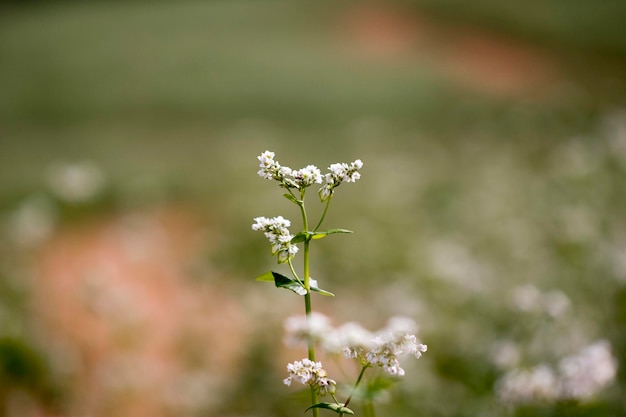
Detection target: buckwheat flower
<box><xmin>324</xmin><ymin>322</ymin><xmax>374</xmax><ymax>358</ymax></box>
<box><xmin>557</xmin><ymin>340</ymin><xmax>617</xmax><ymax>401</ymax></box>
<box><xmin>384</xmin><ymin>316</ymin><xmax>419</xmax><ymax>335</ymax></box>
<box><xmin>252</xmin><ymin>216</ymin><xmax>298</xmax><ymax>263</ymax></box>
<box><xmin>257</xmin><ymin>151</ymin><xmax>295</xmax><ymax>186</ymax></box>
<box><xmin>284</xmin><ymin>312</ymin><xmax>333</xmax><ymax>348</ymax></box>
<box><xmin>497</xmin><ymin>365</ymin><xmax>558</xmax><ymax>404</ymax></box>
<box><xmin>364</xmin><ymin>330</ymin><xmax>427</xmax><ymax>376</ymax></box>
<box><xmin>319</xmin><ymin>159</ymin><xmax>363</xmax><ymax>202</ymax></box>
<box><xmin>257</xmin><ymin>151</ymin><xmax>280</xmax><ymax>180</ymax></box>
<box><xmin>291</xmin><ymin>165</ymin><xmax>323</xmax><ymax>189</ymax></box>
<box><xmin>283</xmin><ymin>358</ymin><xmax>336</xmax><ymax>396</ymax></box>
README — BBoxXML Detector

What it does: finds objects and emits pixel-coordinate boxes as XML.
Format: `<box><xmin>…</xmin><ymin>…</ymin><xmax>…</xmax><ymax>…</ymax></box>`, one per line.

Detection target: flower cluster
<box><xmin>283</xmin><ymin>312</ymin><xmax>333</xmax><ymax>348</ymax></box>
<box><xmin>284</xmin><ymin>314</ymin><xmax>427</xmax><ymax>377</ymax></box>
<box><xmin>364</xmin><ymin>332</ymin><xmax>428</xmax><ymax>376</ymax></box>
<box><xmin>496</xmin><ymin>340</ymin><xmax>617</xmax><ymax>404</ymax></box>
<box><xmin>251</xmin><ymin>216</ymin><xmax>298</xmax><ymax>263</ymax></box>
<box><xmin>283</xmin><ymin>358</ymin><xmax>337</xmax><ymax>396</ymax></box>
<box><xmin>256</xmin><ymin>151</ymin><xmax>363</xmax><ymax>200</ymax></box>
<box><xmin>257</xmin><ymin>151</ymin><xmax>323</xmax><ymax>189</ymax></box>
<box><xmin>319</xmin><ymin>160</ymin><xmax>364</xmax><ymax>202</ymax></box>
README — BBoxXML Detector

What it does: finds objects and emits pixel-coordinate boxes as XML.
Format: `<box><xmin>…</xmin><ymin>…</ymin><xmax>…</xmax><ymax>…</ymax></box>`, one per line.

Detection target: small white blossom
<box><xmin>496</xmin><ymin>340</ymin><xmax>618</xmax><ymax>404</ymax></box>
<box><xmin>252</xmin><ymin>216</ymin><xmax>298</xmax><ymax>263</ymax></box>
<box><xmin>319</xmin><ymin>159</ymin><xmax>363</xmax><ymax>201</ymax></box>
<box><xmin>257</xmin><ymin>151</ymin><xmax>323</xmax><ymax>190</ymax></box>
<box><xmin>325</xmin><ymin>322</ymin><xmax>375</xmax><ymax>357</ymax></box>
<box><xmin>257</xmin><ymin>151</ymin><xmax>281</xmax><ymax>180</ymax></box>
<box><xmin>283</xmin><ymin>359</ymin><xmax>336</xmax><ymax>396</ymax></box>
<box><xmin>47</xmin><ymin>161</ymin><xmax>106</xmax><ymax>203</ymax></box>
<box><xmin>284</xmin><ymin>312</ymin><xmax>333</xmax><ymax>348</ymax></box>
<box><xmin>292</xmin><ymin>165</ymin><xmax>323</xmax><ymax>188</ymax></box>
<box><xmin>365</xmin><ymin>332</ymin><xmax>427</xmax><ymax>376</ymax></box>
<box><xmin>557</xmin><ymin>340</ymin><xmax>617</xmax><ymax>401</ymax></box>
<box><xmin>497</xmin><ymin>365</ymin><xmax>559</xmax><ymax>404</ymax></box>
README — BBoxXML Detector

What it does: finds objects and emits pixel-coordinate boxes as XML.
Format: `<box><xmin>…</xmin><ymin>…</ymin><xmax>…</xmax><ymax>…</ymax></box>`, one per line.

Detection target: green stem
<box><xmin>313</xmin><ymin>197</ymin><xmax>332</xmax><ymax>232</ymax></box>
<box><xmin>300</xmin><ymin>201</ymin><xmax>319</xmax><ymax>417</ymax></box>
<box><xmin>287</xmin><ymin>259</ymin><xmax>303</xmax><ymax>286</ymax></box>
<box><xmin>344</xmin><ymin>364</ymin><xmax>370</xmax><ymax>407</ymax></box>
<box><xmin>362</xmin><ymin>401</ymin><xmax>375</xmax><ymax>417</ymax></box>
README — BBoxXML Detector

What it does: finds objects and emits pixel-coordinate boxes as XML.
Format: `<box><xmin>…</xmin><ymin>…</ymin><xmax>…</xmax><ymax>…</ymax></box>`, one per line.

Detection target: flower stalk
<box><xmin>252</xmin><ymin>151</ymin><xmax>426</xmax><ymax>416</ymax></box>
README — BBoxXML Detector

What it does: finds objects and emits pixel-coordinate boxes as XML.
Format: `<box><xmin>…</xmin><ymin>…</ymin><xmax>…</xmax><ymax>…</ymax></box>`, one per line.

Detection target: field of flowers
<box><xmin>0</xmin><ymin>1</ymin><xmax>625</xmax><ymax>416</ymax></box>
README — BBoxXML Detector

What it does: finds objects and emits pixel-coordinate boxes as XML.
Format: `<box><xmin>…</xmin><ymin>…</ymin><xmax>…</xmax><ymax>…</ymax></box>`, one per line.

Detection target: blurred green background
<box><xmin>1</xmin><ymin>0</ymin><xmax>626</xmax><ymax>416</ymax></box>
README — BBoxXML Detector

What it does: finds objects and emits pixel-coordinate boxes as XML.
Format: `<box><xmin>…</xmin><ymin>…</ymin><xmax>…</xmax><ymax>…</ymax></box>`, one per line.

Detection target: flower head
<box><xmin>257</xmin><ymin>151</ymin><xmax>323</xmax><ymax>190</ymax></box>
<box><xmin>283</xmin><ymin>358</ymin><xmax>336</xmax><ymax>396</ymax></box>
<box><xmin>252</xmin><ymin>216</ymin><xmax>298</xmax><ymax>263</ymax></box>
<box><xmin>319</xmin><ymin>159</ymin><xmax>363</xmax><ymax>202</ymax></box>
<box><xmin>284</xmin><ymin>312</ymin><xmax>334</xmax><ymax>348</ymax></box>
<box><xmin>362</xmin><ymin>318</ymin><xmax>427</xmax><ymax>376</ymax></box>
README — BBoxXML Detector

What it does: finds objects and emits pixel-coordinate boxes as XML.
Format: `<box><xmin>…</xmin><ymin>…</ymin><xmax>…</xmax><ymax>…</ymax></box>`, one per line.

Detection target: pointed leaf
<box><xmin>310</xmin><ymin>229</ymin><xmax>353</xmax><ymax>239</ymax></box>
<box><xmin>283</xmin><ymin>193</ymin><xmax>302</xmax><ymax>205</ymax></box>
<box><xmin>310</xmin><ymin>285</ymin><xmax>335</xmax><ymax>297</ymax></box>
<box><xmin>305</xmin><ymin>402</ymin><xmax>354</xmax><ymax>415</ymax></box>
<box><xmin>255</xmin><ymin>271</ymin><xmax>275</xmax><ymax>282</ymax></box>
<box><xmin>291</xmin><ymin>232</ymin><xmax>308</xmax><ymax>244</ymax></box>
<box><xmin>256</xmin><ymin>271</ymin><xmax>306</xmax><ymax>295</ymax></box>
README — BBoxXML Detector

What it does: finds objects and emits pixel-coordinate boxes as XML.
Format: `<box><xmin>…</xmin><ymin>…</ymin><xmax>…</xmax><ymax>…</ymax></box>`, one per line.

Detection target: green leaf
<box><xmin>255</xmin><ymin>271</ymin><xmax>306</xmax><ymax>296</ymax></box>
<box><xmin>283</xmin><ymin>193</ymin><xmax>302</xmax><ymax>205</ymax></box>
<box><xmin>255</xmin><ymin>271</ymin><xmax>275</xmax><ymax>282</ymax></box>
<box><xmin>291</xmin><ymin>232</ymin><xmax>308</xmax><ymax>243</ymax></box>
<box><xmin>305</xmin><ymin>402</ymin><xmax>354</xmax><ymax>415</ymax></box>
<box><xmin>310</xmin><ymin>229</ymin><xmax>353</xmax><ymax>240</ymax></box>
<box><xmin>310</xmin><ymin>284</ymin><xmax>335</xmax><ymax>297</ymax></box>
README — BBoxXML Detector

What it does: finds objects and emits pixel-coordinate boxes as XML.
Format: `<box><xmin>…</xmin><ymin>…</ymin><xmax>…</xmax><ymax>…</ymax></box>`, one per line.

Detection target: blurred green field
<box><xmin>1</xmin><ymin>1</ymin><xmax>625</xmax><ymax>416</ymax></box>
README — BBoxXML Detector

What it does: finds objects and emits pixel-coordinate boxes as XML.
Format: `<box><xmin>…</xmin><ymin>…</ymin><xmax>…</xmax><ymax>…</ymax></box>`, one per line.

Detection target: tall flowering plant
<box><xmin>252</xmin><ymin>151</ymin><xmax>426</xmax><ymax>416</ymax></box>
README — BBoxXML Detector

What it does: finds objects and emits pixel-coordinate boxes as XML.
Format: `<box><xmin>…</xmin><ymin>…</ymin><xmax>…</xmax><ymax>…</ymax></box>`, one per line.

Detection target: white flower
<box><xmin>292</xmin><ymin>165</ymin><xmax>323</xmax><ymax>188</ymax></box>
<box><xmin>362</xmin><ymin>322</ymin><xmax>427</xmax><ymax>376</ymax></box>
<box><xmin>365</xmin><ymin>335</ymin><xmax>425</xmax><ymax>376</ymax></box>
<box><xmin>283</xmin><ymin>359</ymin><xmax>336</xmax><ymax>396</ymax></box>
<box><xmin>325</xmin><ymin>322</ymin><xmax>375</xmax><ymax>357</ymax></box>
<box><xmin>252</xmin><ymin>216</ymin><xmax>298</xmax><ymax>263</ymax></box>
<box><xmin>497</xmin><ymin>365</ymin><xmax>559</xmax><ymax>404</ymax></box>
<box><xmin>257</xmin><ymin>151</ymin><xmax>280</xmax><ymax>180</ymax></box>
<box><xmin>319</xmin><ymin>159</ymin><xmax>363</xmax><ymax>201</ymax></box>
<box><xmin>284</xmin><ymin>312</ymin><xmax>333</xmax><ymax>348</ymax></box>
<box><xmin>257</xmin><ymin>151</ymin><xmax>324</xmax><ymax>190</ymax></box>
<box><xmin>496</xmin><ymin>340</ymin><xmax>618</xmax><ymax>404</ymax></box>
<box><xmin>46</xmin><ymin>161</ymin><xmax>105</xmax><ymax>203</ymax></box>
<box><xmin>557</xmin><ymin>340</ymin><xmax>617</xmax><ymax>401</ymax></box>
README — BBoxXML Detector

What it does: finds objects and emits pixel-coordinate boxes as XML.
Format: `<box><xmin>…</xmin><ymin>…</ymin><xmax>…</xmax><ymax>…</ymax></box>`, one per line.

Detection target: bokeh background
<box><xmin>1</xmin><ymin>0</ymin><xmax>626</xmax><ymax>416</ymax></box>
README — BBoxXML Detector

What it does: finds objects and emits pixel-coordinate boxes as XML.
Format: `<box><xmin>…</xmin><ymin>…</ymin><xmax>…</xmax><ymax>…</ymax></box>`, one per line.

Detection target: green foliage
<box><xmin>256</xmin><ymin>271</ymin><xmax>335</xmax><ymax>297</ymax></box>
<box><xmin>306</xmin><ymin>402</ymin><xmax>355</xmax><ymax>415</ymax></box>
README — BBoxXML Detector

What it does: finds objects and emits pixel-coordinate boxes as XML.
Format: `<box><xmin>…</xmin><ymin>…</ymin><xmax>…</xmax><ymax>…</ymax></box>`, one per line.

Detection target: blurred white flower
<box><xmin>5</xmin><ymin>194</ymin><xmax>57</xmax><ymax>247</ymax></box>
<box><xmin>491</xmin><ymin>340</ymin><xmax>521</xmax><ymax>369</ymax></box>
<box><xmin>512</xmin><ymin>285</ymin><xmax>570</xmax><ymax>318</ymax></box>
<box><xmin>284</xmin><ymin>312</ymin><xmax>333</xmax><ymax>348</ymax></box>
<box><xmin>542</xmin><ymin>290</ymin><xmax>571</xmax><ymax>319</ymax></box>
<box><xmin>46</xmin><ymin>160</ymin><xmax>105</xmax><ymax>202</ymax></box>
<box><xmin>512</xmin><ymin>284</ymin><xmax>543</xmax><ymax>312</ymax></box>
<box><xmin>365</xmin><ymin>331</ymin><xmax>427</xmax><ymax>376</ymax></box>
<box><xmin>496</xmin><ymin>340</ymin><xmax>617</xmax><ymax>404</ymax></box>
<box><xmin>557</xmin><ymin>340</ymin><xmax>617</xmax><ymax>401</ymax></box>
<box><xmin>497</xmin><ymin>364</ymin><xmax>558</xmax><ymax>404</ymax></box>
<box><xmin>325</xmin><ymin>322</ymin><xmax>375</xmax><ymax>357</ymax></box>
